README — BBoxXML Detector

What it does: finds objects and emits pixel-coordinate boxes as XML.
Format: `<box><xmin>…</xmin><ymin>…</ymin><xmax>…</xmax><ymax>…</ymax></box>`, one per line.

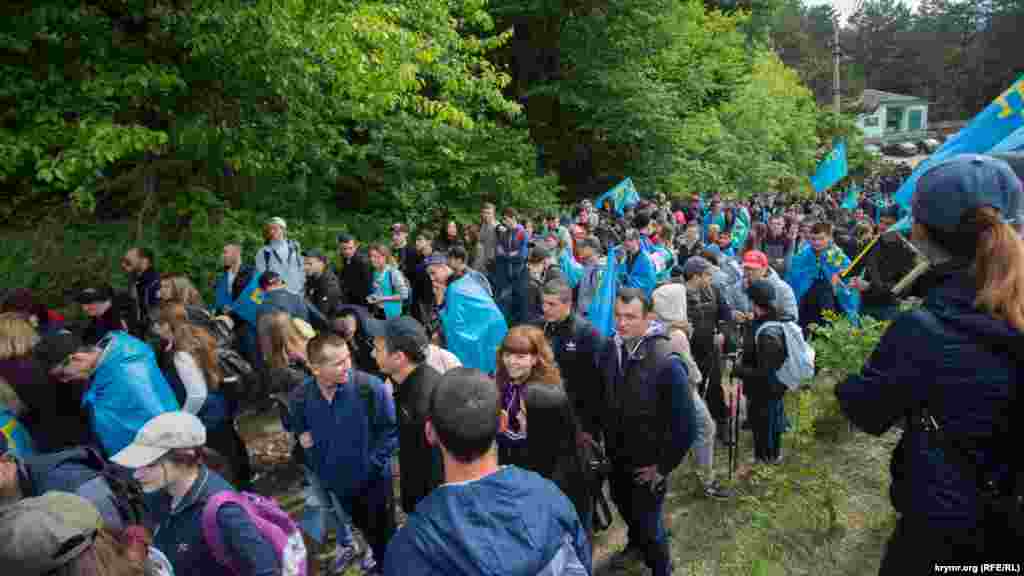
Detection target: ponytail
<box><xmin>968</xmin><ymin>207</ymin><xmax>1024</xmax><ymax>332</ymax></box>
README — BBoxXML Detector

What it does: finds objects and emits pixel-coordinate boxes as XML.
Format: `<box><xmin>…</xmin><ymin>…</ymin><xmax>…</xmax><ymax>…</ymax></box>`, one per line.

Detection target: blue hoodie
<box><xmin>384</xmin><ymin>466</ymin><xmax>591</xmax><ymax>576</ymax></box>
<box><xmin>290</xmin><ymin>371</ymin><xmax>398</xmax><ymax>502</ymax></box>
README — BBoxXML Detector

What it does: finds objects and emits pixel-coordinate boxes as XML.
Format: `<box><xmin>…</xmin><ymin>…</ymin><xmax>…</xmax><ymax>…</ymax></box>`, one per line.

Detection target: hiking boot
<box><xmin>703</xmin><ymin>481</ymin><xmax>734</xmax><ymax>500</ymax></box>
<box><xmin>330</xmin><ymin>543</ymin><xmax>360</xmax><ymax>574</ymax></box>
<box><xmin>608</xmin><ymin>546</ymin><xmax>644</xmax><ymax>571</ymax></box>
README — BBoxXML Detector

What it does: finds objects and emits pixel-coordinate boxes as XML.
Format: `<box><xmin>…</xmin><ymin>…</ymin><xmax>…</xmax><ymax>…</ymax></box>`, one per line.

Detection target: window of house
<box><xmin>887</xmin><ymin>107</ymin><xmax>904</xmax><ymax>131</ymax></box>
<box><xmin>863</xmin><ymin>116</ymin><xmax>879</xmax><ymax>127</ymax></box>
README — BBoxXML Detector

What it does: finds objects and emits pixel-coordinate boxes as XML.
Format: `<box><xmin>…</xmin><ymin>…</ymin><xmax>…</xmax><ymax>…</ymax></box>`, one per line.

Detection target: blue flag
<box><xmin>588</xmin><ymin>247</ymin><xmax>623</xmax><ymax>337</ymax></box>
<box><xmin>895</xmin><ymin>75</ymin><xmax>1024</xmax><ymax>209</ymax></box>
<box><xmin>595</xmin><ymin>178</ymin><xmax>641</xmax><ymax>216</ymax></box>
<box><xmin>992</xmin><ymin>124</ymin><xmax>1024</xmax><ymax>153</ymax></box>
<box><xmin>224</xmin><ymin>275</ymin><xmax>264</xmax><ymax>327</ymax></box>
<box><xmin>841</xmin><ymin>185</ymin><xmax>860</xmax><ymax>211</ymax></box>
<box><xmin>811</xmin><ymin>141</ymin><xmax>848</xmax><ymax>194</ymax></box>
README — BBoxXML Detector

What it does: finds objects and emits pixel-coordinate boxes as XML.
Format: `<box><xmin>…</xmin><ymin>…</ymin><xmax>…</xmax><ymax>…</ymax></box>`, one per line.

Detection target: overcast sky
<box><xmin>805</xmin><ymin>0</ymin><xmax>922</xmax><ymax>23</ymax></box>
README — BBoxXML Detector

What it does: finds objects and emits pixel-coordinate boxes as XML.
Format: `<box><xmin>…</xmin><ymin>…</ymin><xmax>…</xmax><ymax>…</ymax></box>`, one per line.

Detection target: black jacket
<box><xmin>132</xmin><ymin>268</ymin><xmax>161</xmax><ymax>333</ymax></box>
<box><xmin>305</xmin><ymin>269</ymin><xmax>342</xmax><ymax>318</ymax></box>
<box><xmin>338</xmin><ymin>252</ymin><xmax>373</xmax><ymax>307</ymax></box>
<box><xmin>534</xmin><ymin>314</ymin><xmax>606</xmax><ymax>436</ymax></box>
<box><xmin>733</xmin><ymin>313</ymin><xmax>789</xmax><ymax>402</ymax></box>
<box><xmin>686</xmin><ymin>283</ymin><xmax>732</xmax><ymax>358</ymax></box>
<box><xmin>394</xmin><ymin>364</ymin><xmax>444</xmax><ymax>514</ymax></box>
<box><xmin>230</xmin><ymin>265</ymin><xmax>256</xmax><ymax>301</ymax></box>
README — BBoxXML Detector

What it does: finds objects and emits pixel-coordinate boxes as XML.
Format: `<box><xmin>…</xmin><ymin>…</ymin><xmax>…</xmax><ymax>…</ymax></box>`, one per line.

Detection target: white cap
<box><xmin>111</xmin><ymin>411</ymin><xmax>206</xmax><ymax>468</ymax></box>
<box><xmin>266</xmin><ymin>216</ymin><xmax>287</xmax><ymax>229</ymax></box>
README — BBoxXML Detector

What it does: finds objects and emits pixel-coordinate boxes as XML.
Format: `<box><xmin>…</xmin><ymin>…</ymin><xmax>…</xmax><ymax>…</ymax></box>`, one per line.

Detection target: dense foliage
<box><xmin>0</xmin><ymin>0</ymin><xmax>557</xmax><ymax>230</ymax></box>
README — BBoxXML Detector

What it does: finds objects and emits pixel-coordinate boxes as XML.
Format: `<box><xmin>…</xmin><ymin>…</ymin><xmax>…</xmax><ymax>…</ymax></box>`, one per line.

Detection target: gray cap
<box><xmin>682</xmin><ymin>256</ymin><xmax>712</xmax><ymax>277</ymax></box>
<box><xmin>0</xmin><ymin>492</ymin><xmax>102</xmax><ymax>575</ymax></box>
<box><xmin>913</xmin><ymin>154</ymin><xmax>1024</xmax><ymax>233</ymax></box>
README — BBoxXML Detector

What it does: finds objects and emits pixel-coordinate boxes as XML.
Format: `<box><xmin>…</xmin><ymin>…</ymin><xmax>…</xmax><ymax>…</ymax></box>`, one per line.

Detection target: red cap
<box><xmin>742</xmin><ymin>250</ymin><xmax>769</xmax><ymax>269</ymax></box>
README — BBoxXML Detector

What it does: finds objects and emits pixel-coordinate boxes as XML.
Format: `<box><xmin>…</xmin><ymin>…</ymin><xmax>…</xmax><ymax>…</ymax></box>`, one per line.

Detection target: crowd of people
<box><xmin>0</xmin><ymin>152</ymin><xmax>1021</xmax><ymax>575</ymax></box>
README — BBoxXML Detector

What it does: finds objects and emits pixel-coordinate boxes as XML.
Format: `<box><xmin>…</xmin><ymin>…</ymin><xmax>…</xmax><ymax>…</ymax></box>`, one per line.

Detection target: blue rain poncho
<box><xmin>588</xmin><ymin>248</ymin><xmax>624</xmax><ymax>337</ymax></box>
<box><xmin>441</xmin><ymin>277</ymin><xmax>509</xmax><ymax>375</ymax></box>
<box><xmin>82</xmin><ymin>332</ymin><xmax>180</xmax><ymax>457</ymax></box>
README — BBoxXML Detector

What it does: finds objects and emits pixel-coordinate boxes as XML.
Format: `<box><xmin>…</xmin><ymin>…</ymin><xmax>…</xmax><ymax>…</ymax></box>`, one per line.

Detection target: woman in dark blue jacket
<box><xmin>836</xmin><ymin>154</ymin><xmax>1024</xmax><ymax>573</ymax></box>
<box><xmin>113</xmin><ymin>411</ymin><xmax>281</xmax><ymax>576</ymax></box>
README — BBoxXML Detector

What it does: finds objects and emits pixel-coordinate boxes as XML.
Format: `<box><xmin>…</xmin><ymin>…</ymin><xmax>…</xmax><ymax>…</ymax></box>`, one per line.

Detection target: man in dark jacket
<box><xmin>337</xmin><ymin>234</ymin><xmax>373</xmax><ymax>307</ymax></box>
<box><xmin>303</xmin><ymin>249</ymin><xmax>342</xmax><ymax>319</ymax></box>
<box><xmin>391</xmin><ymin>224</ymin><xmax>421</xmax><ymax>291</ymax></box>
<box><xmin>732</xmin><ymin>280</ymin><xmax>789</xmax><ymax>464</ymax></box>
<box><xmin>0</xmin><ymin>442</ymin><xmax>136</xmax><ymax>531</ymax></box>
<box><xmin>763</xmin><ymin>215</ymin><xmax>795</xmax><ymax>277</ymax></box>
<box><xmin>120</xmin><ymin>247</ymin><xmax>160</xmax><ymax>334</ymax></box>
<box><xmin>597</xmin><ymin>288</ymin><xmax>696</xmax><ymax>576</ymax></box>
<box><xmin>366</xmin><ymin>316</ymin><xmax>443</xmax><ymax>515</ymax></box>
<box><xmin>683</xmin><ymin>257</ymin><xmax>735</xmax><ymax>437</ymax></box>
<box><xmin>533</xmin><ymin>278</ymin><xmax>605</xmax><ymax>444</ymax></box>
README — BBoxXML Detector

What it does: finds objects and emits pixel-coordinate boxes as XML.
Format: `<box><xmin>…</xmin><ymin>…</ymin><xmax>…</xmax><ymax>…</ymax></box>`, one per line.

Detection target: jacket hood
<box><xmin>405</xmin><ymin>467</ymin><xmax>583</xmax><ymax>575</ymax></box>
<box><xmin>925</xmin><ymin>267</ymin><xmax>1024</xmax><ymax>344</ymax></box>
<box><xmin>652</xmin><ymin>283</ymin><xmax>687</xmax><ymax>324</ymax></box>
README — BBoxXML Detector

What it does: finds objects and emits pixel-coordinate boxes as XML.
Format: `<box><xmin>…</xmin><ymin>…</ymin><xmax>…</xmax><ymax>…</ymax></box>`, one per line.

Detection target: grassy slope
<box><xmin>592</xmin><ymin>380</ymin><xmax>900</xmax><ymax>576</ymax></box>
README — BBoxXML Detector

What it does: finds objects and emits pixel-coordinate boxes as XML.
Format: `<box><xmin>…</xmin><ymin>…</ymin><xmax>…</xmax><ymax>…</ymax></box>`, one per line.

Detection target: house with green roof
<box><xmin>853</xmin><ymin>89</ymin><xmax>930</xmax><ymax>144</ymax></box>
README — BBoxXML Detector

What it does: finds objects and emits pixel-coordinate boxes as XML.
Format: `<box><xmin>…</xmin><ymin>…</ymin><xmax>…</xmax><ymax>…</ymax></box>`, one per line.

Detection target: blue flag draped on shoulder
<box><xmin>588</xmin><ymin>247</ymin><xmax>624</xmax><ymax>337</ymax></box>
<box><xmin>594</xmin><ymin>178</ymin><xmax>641</xmax><ymax>216</ymax></box>
<box><xmin>841</xmin><ymin>185</ymin><xmax>860</xmax><ymax>210</ymax></box>
<box><xmin>222</xmin><ymin>275</ymin><xmax>264</xmax><ymax>326</ymax></box>
<box><xmin>441</xmin><ymin>276</ymin><xmax>508</xmax><ymax>375</ymax></box>
<box><xmin>991</xmin><ymin>124</ymin><xmax>1024</xmax><ymax>153</ymax></box>
<box><xmin>785</xmin><ymin>244</ymin><xmax>860</xmax><ymax>324</ymax></box>
<box><xmin>811</xmin><ymin>141</ymin><xmax>848</xmax><ymax>194</ymax></box>
<box><xmin>895</xmin><ymin>75</ymin><xmax>1024</xmax><ymax>209</ymax></box>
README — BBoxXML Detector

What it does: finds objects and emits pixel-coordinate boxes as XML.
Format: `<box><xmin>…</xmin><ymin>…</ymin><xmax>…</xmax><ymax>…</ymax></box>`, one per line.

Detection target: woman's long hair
<box><xmin>159</xmin><ymin>275</ymin><xmax>204</xmax><ymax>308</ymax></box>
<box><xmin>924</xmin><ymin>206</ymin><xmax>1024</xmax><ymax>331</ymax></box>
<box><xmin>157</xmin><ymin>303</ymin><xmax>222</xmax><ymax>391</ymax></box>
<box><xmin>259</xmin><ymin>310</ymin><xmax>309</xmax><ymax>370</ymax></box>
<box><xmin>0</xmin><ymin>312</ymin><xmax>38</xmax><ymax>360</ymax></box>
<box><xmin>494</xmin><ymin>325</ymin><xmax>561</xmax><ymax>393</ymax></box>
<box><xmin>55</xmin><ymin>526</ymin><xmax>149</xmax><ymax>576</ymax></box>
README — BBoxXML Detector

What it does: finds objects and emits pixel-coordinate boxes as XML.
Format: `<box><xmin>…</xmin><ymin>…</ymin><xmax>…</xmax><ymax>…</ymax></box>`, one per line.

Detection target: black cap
<box><xmin>747</xmin><ymin>279</ymin><xmax>776</xmax><ymax>310</ymax></box>
<box><xmin>302</xmin><ymin>249</ymin><xmax>326</xmax><ymax>261</ymax></box>
<box><xmin>336</xmin><ymin>233</ymin><xmax>355</xmax><ymax>245</ymax></box>
<box><xmin>258</xmin><ymin>270</ymin><xmax>283</xmax><ymax>289</ymax></box>
<box><xmin>528</xmin><ymin>245</ymin><xmax>551</xmax><ymax>263</ymax></box>
<box><xmin>364</xmin><ymin>316</ymin><xmax>429</xmax><ymax>353</ymax></box>
<box><xmin>75</xmin><ymin>287</ymin><xmax>111</xmax><ymax>305</ymax></box>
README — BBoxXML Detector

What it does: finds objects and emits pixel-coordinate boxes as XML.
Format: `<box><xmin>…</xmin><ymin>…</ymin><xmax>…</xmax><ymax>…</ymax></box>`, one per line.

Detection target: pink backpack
<box><xmin>201</xmin><ymin>491</ymin><xmax>308</xmax><ymax>576</ymax></box>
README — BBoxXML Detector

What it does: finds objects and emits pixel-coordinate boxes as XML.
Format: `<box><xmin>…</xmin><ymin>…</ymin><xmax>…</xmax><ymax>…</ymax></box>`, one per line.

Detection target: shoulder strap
<box><xmin>200</xmin><ymin>491</ymin><xmax>245</xmax><ymax>576</ymax></box>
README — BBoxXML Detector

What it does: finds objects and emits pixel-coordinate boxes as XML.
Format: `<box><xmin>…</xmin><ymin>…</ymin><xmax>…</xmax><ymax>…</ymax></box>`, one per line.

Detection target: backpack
<box><xmin>201</xmin><ymin>491</ymin><xmax>308</xmax><ymax>576</ymax></box>
<box><xmin>754</xmin><ymin>320</ymin><xmax>815</xmax><ymax>390</ymax></box>
<box><xmin>216</xmin><ymin>347</ymin><xmax>257</xmax><ymax>403</ymax></box>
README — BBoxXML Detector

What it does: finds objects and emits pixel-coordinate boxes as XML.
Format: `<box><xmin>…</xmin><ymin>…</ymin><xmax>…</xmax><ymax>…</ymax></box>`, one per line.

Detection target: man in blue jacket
<box><xmin>384</xmin><ymin>367</ymin><xmax>591</xmax><ymax>576</ymax></box>
<box><xmin>291</xmin><ymin>333</ymin><xmax>397</xmax><ymax>575</ymax></box>
<box><xmin>597</xmin><ymin>287</ymin><xmax>697</xmax><ymax>576</ymax></box>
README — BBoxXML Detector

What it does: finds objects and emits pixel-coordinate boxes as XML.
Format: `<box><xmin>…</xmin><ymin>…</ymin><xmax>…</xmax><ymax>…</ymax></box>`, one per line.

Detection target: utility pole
<box><xmin>832</xmin><ymin>17</ymin><xmax>841</xmax><ymax>116</ymax></box>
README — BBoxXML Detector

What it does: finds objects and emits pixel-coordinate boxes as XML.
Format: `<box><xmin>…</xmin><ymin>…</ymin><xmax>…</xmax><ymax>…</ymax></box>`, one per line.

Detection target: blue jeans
<box><xmin>609</xmin><ymin>464</ymin><xmax>671</xmax><ymax>576</ymax></box>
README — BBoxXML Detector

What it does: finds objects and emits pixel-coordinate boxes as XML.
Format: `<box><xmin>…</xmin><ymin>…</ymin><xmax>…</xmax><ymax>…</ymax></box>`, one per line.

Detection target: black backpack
<box><xmin>26</xmin><ymin>447</ymin><xmax>148</xmax><ymax>528</ymax></box>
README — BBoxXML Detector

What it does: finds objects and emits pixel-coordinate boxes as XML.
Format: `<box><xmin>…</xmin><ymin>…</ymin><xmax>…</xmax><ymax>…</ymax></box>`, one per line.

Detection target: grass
<box><xmin>592</xmin><ymin>377</ymin><xmax>900</xmax><ymax>576</ymax></box>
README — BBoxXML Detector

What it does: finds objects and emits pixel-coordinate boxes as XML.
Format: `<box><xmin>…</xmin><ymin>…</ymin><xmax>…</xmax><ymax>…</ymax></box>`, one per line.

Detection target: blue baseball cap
<box><xmin>913</xmin><ymin>154</ymin><xmax>1024</xmax><ymax>233</ymax></box>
